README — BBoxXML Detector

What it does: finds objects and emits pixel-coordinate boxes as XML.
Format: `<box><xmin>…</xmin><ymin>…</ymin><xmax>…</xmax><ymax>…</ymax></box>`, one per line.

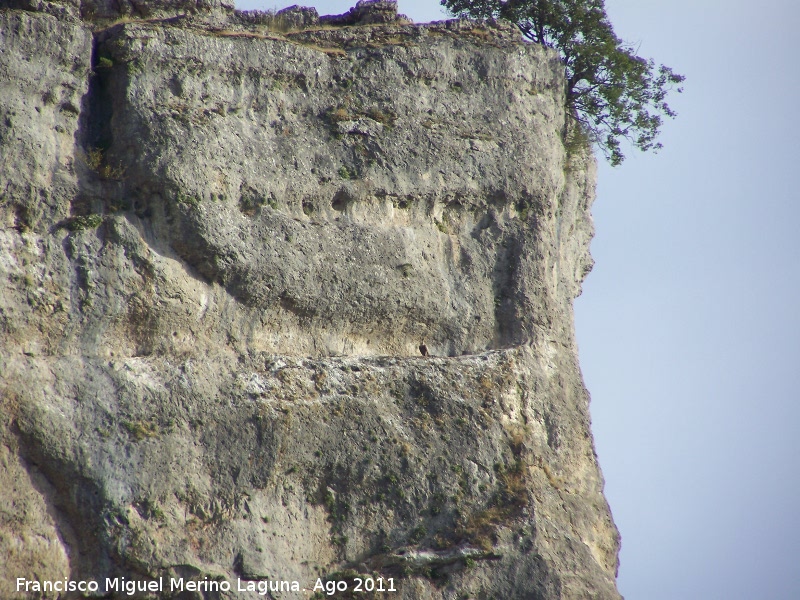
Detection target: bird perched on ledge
<box><xmin>419</xmin><ymin>342</ymin><xmax>429</xmax><ymax>357</ymax></box>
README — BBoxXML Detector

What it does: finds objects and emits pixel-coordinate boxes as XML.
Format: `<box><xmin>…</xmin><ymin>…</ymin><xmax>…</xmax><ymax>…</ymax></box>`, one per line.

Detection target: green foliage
<box><xmin>64</xmin><ymin>214</ymin><xmax>104</xmax><ymax>231</ymax></box>
<box><xmin>122</xmin><ymin>420</ymin><xmax>159</xmax><ymax>441</ymax></box>
<box><xmin>176</xmin><ymin>191</ymin><xmax>201</xmax><ymax>207</ymax></box>
<box><xmin>84</xmin><ymin>147</ymin><xmax>125</xmax><ymax>179</ymax></box>
<box><xmin>366</xmin><ymin>107</ymin><xmax>397</xmax><ymax>127</ymax></box>
<box><xmin>409</xmin><ymin>524</ymin><xmax>427</xmax><ymax>544</ymax></box>
<box><xmin>240</xmin><ymin>191</ymin><xmax>278</xmax><ymax>215</ymax></box>
<box><xmin>441</xmin><ymin>0</ymin><xmax>684</xmax><ymax>165</ymax></box>
<box><xmin>97</xmin><ymin>56</ymin><xmax>114</xmax><ymax>70</ymax></box>
<box><xmin>327</xmin><ymin>106</ymin><xmax>355</xmax><ymax>123</ymax></box>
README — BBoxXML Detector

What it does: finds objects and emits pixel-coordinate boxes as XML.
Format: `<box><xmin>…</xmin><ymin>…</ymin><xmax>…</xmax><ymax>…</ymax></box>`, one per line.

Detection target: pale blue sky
<box><xmin>235</xmin><ymin>2</ymin><xmax>800</xmax><ymax>598</ymax></box>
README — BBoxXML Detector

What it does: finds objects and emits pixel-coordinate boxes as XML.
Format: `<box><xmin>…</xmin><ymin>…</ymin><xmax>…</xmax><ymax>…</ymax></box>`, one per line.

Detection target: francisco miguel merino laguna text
<box><xmin>16</xmin><ymin>576</ymin><xmax>306</xmax><ymax>596</ymax></box>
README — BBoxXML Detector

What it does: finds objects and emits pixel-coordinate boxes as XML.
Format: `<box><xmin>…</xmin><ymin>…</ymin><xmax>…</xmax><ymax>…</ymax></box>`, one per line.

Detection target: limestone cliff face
<box><xmin>0</xmin><ymin>2</ymin><xmax>620</xmax><ymax>598</ymax></box>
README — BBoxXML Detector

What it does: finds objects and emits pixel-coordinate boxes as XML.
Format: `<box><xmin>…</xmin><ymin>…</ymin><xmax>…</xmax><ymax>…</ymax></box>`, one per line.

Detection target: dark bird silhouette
<box><xmin>419</xmin><ymin>342</ymin><xmax>428</xmax><ymax>357</ymax></box>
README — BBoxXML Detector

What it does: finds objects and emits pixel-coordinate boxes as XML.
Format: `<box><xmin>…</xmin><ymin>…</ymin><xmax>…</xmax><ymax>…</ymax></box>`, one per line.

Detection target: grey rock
<box><xmin>275</xmin><ymin>4</ymin><xmax>319</xmax><ymax>29</ymax></box>
<box><xmin>0</xmin><ymin>0</ymin><xmax>235</xmax><ymax>21</ymax></box>
<box><xmin>0</xmin><ymin>5</ymin><xmax>619</xmax><ymax>599</ymax></box>
<box><xmin>320</xmin><ymin>0</ymin><xmax>406</xmax><ymax>26</ymax></box>
<box><xmin>235</xmin><ymin>5</ymin><xmax>319</xmax><ymax>31</ymax></box>
<box><xmin>0</xmin><ymin>0</ymin><xmax>80</xmax><ymax>20</ymax></box>
<box><xmin>0</xmin><ymin>10</ymin><xmax>92</xmax><ymax>230</ymax></box>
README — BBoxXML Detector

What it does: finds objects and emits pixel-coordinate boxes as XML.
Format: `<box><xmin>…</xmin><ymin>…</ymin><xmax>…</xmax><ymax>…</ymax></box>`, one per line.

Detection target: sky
<box><xmin>236</xmin><ymin>1</ymin><xmax>800</xmax><ymax>598</ymax></box>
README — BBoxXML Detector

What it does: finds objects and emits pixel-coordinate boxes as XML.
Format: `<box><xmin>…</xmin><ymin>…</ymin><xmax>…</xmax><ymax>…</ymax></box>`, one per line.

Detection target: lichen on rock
<box><xmin>0</xmin><ymin>2</ymin><xmax>619</xmax><ymax>598</ymax></box>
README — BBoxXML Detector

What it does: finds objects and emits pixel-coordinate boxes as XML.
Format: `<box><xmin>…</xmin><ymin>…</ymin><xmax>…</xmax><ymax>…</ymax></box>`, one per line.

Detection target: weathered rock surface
<box><xmin>0</xmin><ymin>2</ymin><xmax>619</xmax><ymax>598</ymax></box>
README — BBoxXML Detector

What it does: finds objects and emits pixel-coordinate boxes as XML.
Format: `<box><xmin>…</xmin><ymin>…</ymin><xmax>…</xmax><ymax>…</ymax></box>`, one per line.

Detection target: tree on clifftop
<box><xmin>441</xmin><ymin>0</ymin><xmax>684</xmax><ymax>165</ymax></box>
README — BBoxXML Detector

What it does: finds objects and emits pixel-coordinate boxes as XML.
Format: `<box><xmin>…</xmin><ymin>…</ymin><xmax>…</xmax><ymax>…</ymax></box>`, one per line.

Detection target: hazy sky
<box><xmin>235</xmin><ymin>2</ymin><xmax>800</xmax><ymax>598</ymax></box>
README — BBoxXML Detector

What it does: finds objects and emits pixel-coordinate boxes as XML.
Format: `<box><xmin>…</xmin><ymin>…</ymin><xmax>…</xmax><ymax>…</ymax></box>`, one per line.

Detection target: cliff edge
<box><xmin>0</xmin><ymin>1</ymin><xmax>621</xmax><ymax>598</ymax></box>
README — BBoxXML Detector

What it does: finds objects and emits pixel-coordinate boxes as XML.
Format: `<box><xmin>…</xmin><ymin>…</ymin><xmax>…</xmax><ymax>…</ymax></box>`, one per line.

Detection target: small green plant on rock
<box><xmin>239</xmin><ymin>192</ymin><xmax>276</xmax><ymax>215</ymax></box>
<box><xmin>327</xmin><ymin>106</ymin><xmax>355</xmax><ymax>123</ymax></box>
<box><xmin>84</xmin><ymin>147</ymin><xmax>125</xmax><ymax>180</ymax></box>
<box><xmin>63</xmin><ymin>214</ymin><xmax>104</xmax><ymax>231</ymax></box>
<box><xmin>85</xmin><ymin>148</ymin><xmax>104</xmax><ymax>171</ymax></box>
<box><xmin>366</xmin><ymin>107</ymin><xmax>396</xmax><ymax>127</ymax></box>
<box><xmin>176</xmin><ymin>191</ymin><xmax>201</xmax><ymax>207</ymax></box>
<box><xmin>122</xmin><ymin>420</ymin><xmax>159</xmax><ymax>441</ymax></box>
<box><xmin>409</xmin><ymin>525</ymin><xmax>427</xmax><ymax>544</ymax></box>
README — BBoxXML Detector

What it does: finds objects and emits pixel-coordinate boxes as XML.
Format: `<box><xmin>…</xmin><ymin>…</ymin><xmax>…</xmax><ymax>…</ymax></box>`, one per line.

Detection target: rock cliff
<box><xmin>0</xmin><ymin>1</ymin><xmax>621</xmax><ymax>598</ymax></box>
